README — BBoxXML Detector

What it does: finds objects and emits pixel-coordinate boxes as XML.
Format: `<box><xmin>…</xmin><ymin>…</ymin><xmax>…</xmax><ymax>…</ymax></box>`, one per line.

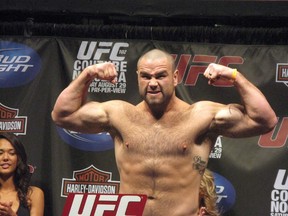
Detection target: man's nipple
<box><xmin>182</xmin><ymin>144</ymin><xmax>187</xmax><ymax>152</ymax></box>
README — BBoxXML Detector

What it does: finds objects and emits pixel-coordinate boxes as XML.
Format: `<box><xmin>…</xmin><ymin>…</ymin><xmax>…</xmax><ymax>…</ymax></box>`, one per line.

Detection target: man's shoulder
<box><xmin>192</xmin><ymin>100</ymin><xmax>223</xmax><ymax>108</ymax></box>
<box><xmin>106</xmin><ymin>100</ymin><xmax>138</xmax><ymax>118</ymax></box>
<box><xmin>104</xmin><ymin>100</ymin><xmax>136</xmax><ymax>109</ymax></box>
<box><xmin>189</xmin><ymin>101</ymin><xmax>226</xmax><ymax>116</ymax></box>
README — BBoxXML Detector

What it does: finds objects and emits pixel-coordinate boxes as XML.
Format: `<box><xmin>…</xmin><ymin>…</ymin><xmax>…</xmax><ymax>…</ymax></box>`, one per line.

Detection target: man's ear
<box><xmin>173</xmin><ymin>69</ymin><xmax>179</xmax><ymax>86</ymax></box>
<box><xmin>199</xmin><ymin>207</ymin><xmax>208</xmax><ymax>215</ymax></box>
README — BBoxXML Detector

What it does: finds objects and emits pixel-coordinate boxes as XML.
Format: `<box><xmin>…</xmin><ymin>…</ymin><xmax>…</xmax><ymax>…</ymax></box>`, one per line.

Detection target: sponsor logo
<box><xmin>209</xmin><ymin>136</ymin><xmax>223</xmax><ymax>159</ymax></box>
<box><xmin>73</xmin><ymin>41</ymin><xmax>129</xmax><ymax>94</ymax></box>
<box><xmin>61</xmin><ymin>165</ymin><xmax>120</xmax><ymax>197</ymax></box>
<box><xmin>0</xmin><ymin>103</ymin><xmax>27</xmax><ymax>135</ymax></box>
<box><xmin>0</xmin><ymin>41</ymin><xmax>41</xmax><ymax>87</ymax></box>
<box><xmin>213</xmin><ymin>172</ymin><xmax>236</xmax><ymax>214</ymax></box>
<box><xmin>258</xmin><ymin>117</ymin><xmax>288</xmax><ymax>148</ymax></box>
<box><xmin>56</xmin><ymin>126</ymin><xmax>114</xmax><ymax>151</ymax></box>
<box><xmin>270</xmin><ymin>169</ymin><xmax>288</xmax><ymax>215</ymax></box>
<box><xmin>276</xmin><ymin>63</ymin><xmax>288</xmax><ymax>86</ymax></box>
<box><xmin>62</xmin><ymin>193</ymin><xmax>147</xmax><ymax>216</ymax></box>
<box><xmin>172</xmin><ymin>54</ymin><xmax>244</xmax><ymax>87</ymax></box>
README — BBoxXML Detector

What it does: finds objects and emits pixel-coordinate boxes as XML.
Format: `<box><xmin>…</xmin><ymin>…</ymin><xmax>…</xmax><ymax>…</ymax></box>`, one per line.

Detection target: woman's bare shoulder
<box><xmin>29</xmin><ymin>186</ymin><xmax>44</xmax><ymax>199</ymax></box>
<box><xmin>28</xmin><ymin>186</ymin><xmax>45</xmax><ymax>215</ymax></box>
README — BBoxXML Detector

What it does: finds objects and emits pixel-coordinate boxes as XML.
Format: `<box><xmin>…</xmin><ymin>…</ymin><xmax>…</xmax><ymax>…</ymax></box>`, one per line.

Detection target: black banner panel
<box><xmin>1</xmin><ymin>1</ymin><xmax>288</xmax><ymax>17</ymax></box>
<box><xmin>0</xmin><ymin>37</ymin><xmax>287</xmax><ymax>216</ymax></box>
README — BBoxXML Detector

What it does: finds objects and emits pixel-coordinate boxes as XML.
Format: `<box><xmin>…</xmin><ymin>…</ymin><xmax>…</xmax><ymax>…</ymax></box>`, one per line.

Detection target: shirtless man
<box><xmin>51</xmin><ymin>49</ymin><xmax>277</xmax><ymax>216</ymax></box>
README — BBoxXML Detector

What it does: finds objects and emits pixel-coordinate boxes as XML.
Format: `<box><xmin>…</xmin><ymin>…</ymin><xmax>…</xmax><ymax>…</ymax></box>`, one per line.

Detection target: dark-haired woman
<box><xmin>0</xmin><ymin>132</ymin><xmax>44</xmax><ymax>216</ymax></box>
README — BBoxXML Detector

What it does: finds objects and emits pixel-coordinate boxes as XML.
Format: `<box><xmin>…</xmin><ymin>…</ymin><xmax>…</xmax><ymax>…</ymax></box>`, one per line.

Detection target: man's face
<box><xmin>137</xmin><ymin>56</ymin><xmax>178</xmax><ymax>106</ymax></box>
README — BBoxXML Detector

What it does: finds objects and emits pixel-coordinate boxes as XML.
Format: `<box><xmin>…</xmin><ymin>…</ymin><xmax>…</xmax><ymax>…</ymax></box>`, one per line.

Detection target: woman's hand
<box><xmin>0</xmin><ymin>201</ymin><xmax>17</xmax><ymax>216</ymax></box>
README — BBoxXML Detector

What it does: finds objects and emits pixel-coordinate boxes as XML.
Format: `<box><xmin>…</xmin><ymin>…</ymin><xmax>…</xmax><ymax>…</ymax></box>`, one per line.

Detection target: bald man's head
<box><xmin>137</xmin><ymin>49</ymin><xmax>176</xmax><ymax>71</ymax></box>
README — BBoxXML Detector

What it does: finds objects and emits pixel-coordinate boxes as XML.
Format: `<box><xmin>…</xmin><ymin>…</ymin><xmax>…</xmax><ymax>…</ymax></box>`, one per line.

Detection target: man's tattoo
<box><xmin>193</xmin><ymin>156</ymin><xmax>207</xmax><ymax>175</ymax></box>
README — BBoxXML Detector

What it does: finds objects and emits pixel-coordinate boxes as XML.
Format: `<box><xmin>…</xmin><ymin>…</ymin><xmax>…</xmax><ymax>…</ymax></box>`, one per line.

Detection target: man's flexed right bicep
<box><xmin>52</xmin><ymin>100</ymin><xmax>112</xmax><ymax>134</ymax></box>
<box><xmin>51</xmin><ymin>62</ymin><xmax>118</xmax><ymax>133</ymax></box>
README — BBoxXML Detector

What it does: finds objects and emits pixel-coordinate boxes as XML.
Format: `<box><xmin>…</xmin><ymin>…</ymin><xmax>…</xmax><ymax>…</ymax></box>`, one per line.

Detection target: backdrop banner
<box><xmin>0</xmin><ymin>37</ymin><xmax>287</xmax><ymax>216</ymax></box>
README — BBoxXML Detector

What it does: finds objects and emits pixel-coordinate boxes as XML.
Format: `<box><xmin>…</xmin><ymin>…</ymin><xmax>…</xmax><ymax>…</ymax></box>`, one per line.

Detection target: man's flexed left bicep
<box><xmin>212</xmin><ymin>103</ymin><xmax>274</xmax><ymax>138</ymax></box>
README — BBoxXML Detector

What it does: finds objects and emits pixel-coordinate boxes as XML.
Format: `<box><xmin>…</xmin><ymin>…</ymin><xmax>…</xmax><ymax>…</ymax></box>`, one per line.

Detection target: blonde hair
<box><xmin>199</xmin><ymin>169</ymin><xmax>220</xmax><ymax>216</ymax></box>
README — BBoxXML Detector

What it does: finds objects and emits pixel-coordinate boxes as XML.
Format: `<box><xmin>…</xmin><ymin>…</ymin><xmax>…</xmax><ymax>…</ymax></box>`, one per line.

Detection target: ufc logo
<box><xmin>171</xmin><ymin>54</ymin><xmax>244</xmax><ymax>87</ymax></box>
<box><xmin>274</xmin><ymin>169</ymin><xmax>288</xmax><ymax>190</ymax></box>
<box><xmin>62</xmin><ymin>194</ymin><xmax>147</xmax><ymax>216</ymax></box>
<box><xmin>258</xmin><ymin>117</ymin><xmax>288</xmax><ymax>148</ymax></box>
<box><xmin>77</xmin><ymin>41</ymin><xmax>129</xmax><ymax>61</ymax></box>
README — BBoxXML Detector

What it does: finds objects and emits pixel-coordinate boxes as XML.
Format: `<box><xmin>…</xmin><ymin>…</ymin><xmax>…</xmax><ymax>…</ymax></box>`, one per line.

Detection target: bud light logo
<box><xmin>56</xmin><ymin>127</ymin><xmax>114</xmax><ymax>151</ymax></box>
<box><xmin>213</xmin><ymin>172</ymin><xmax>236</xmax><ymax>213</ymax></box>
<box><xmin>0</xmin><ymin>41</ymin><xmax>41</xmax><ymax>88</ymax></box>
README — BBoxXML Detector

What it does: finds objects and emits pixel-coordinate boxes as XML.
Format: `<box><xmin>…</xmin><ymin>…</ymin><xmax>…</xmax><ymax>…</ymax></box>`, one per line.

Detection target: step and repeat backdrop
<box><xmin>0</xmin><ymin>37</ymin><xmax>287</xmax><ymax>216</ymax></box>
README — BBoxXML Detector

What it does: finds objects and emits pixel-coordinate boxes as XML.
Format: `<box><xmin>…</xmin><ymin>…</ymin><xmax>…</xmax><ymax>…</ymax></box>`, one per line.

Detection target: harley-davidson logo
<box><xmin>0</xmin><ymin>103</ymin><xmax>27</xmax><ymax>135</ymax></box>
<box><xmin>61</xmin><ymin>165</ymin><xmax>120</xmax><ymax>197</ymax></box>
<box><xmin>276</xmin><ymin>63</ymin><xmax>288</xmax><ymax>86</ymax></box>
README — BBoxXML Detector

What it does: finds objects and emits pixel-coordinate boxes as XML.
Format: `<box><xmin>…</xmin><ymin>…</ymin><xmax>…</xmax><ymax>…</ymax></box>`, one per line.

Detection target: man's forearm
<box><xmin>234</xmin><ymin>71</ymin><xmax>277</xmax><ymax>131</ymax></box>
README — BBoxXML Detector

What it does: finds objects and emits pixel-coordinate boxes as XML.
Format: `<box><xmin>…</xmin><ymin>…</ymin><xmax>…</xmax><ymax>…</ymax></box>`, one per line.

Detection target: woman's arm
<box><xmin>29</xmin><ymin>186</ymin><xmax>45</xmax><ymax>216</ymax></box>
